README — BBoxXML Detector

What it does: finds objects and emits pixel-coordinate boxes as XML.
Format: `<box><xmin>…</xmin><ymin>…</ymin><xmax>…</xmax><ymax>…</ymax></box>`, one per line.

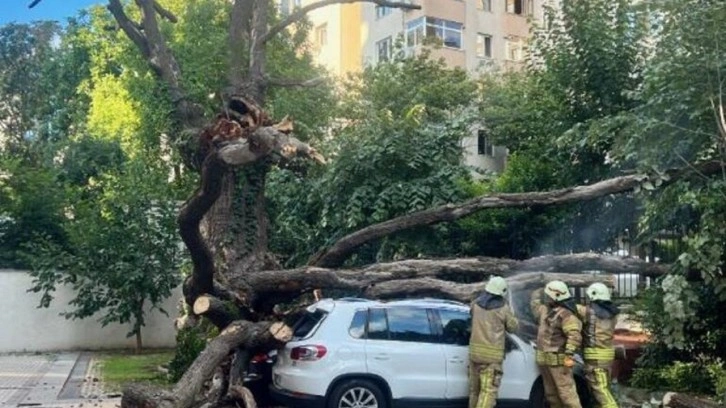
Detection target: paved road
<box><xmin>0</xmin><ymin>353</ymin><xmax>119</xmax><ymax>408</ymax></box>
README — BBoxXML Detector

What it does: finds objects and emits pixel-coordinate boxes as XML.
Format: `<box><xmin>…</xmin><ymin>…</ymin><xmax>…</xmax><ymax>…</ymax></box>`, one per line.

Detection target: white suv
<box><xmin>271</xmin><ymin>297</ymin><xmax>590</xmax><ymax>408</ymax></box>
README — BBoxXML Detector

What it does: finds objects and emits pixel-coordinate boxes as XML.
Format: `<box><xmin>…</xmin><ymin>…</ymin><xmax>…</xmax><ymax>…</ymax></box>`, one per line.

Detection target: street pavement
<box><xmin>0</xmin><ymin>353</ymin><xmax>120</xmax><ymax>408</ymax></box>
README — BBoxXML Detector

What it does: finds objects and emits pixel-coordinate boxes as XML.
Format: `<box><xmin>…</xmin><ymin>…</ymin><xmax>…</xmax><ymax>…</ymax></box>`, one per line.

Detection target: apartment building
<box><xmin>283</xmin><ymin>0</ymin><xmax>548</xmax><ymax>174</ymax></box>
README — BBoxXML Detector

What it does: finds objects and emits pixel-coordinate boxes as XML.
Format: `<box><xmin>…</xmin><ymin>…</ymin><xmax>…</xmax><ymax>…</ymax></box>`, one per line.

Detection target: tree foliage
<box><xmin>269</xmin><ymin>52</ymin><xmax>477</xmax><ymax>266</ymax></box>
<box><xmin>620</xmin><ymin>0</ymin><xmax>726</xmax><ymax>357</ymax></box>
<box><xmin>476</xmin><ymin>0</ymin><xmax>646</xmax><ymax>258</ymax></box>
<box><xmin>25</xmin><ymin>158</ymin><xmax>184</xmax><ymax>351</ymax></box>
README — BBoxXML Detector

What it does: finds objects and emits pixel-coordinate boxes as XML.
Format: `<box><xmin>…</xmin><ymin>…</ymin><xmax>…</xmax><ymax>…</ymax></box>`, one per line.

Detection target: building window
<box><xmin>477</xmin><ymin>130</ymin><xmax>493</xmax><ymax>156</ymax></box>
<box><xmin>376</xmin><ymin>6</ymin><xmax>392</xmax><ymax>19</ymax></box>
<box><xmin>376</xmin><ymin>36</ymin><xmax>393</xmax><ymax>62</ymax></box>
<box><xmin>278</xmin><ymin>0</ymin><xmax>290</xmax><ymax>16</ymax></box>
<box><xmin>481</xmin><ymin>0</ymin><xmax>492</xmax><ymax>11</ymax></box>
<box><xmin>505</xmin><ymin>37</ymin><xmax>524</xmax><ymax>61</ymax></box>
<box><xmin>315</xmin><ymin>23</ymin><xmax>327</xmax><ymax>47</ymax></box>
<box><xmin>476</xmin><ymin>34</ymin><xmax>492</xmax><ymax>58</ymax></box>
<box><xmin>406</xmin><ymin>17</ymin><xmax>463</xmax><ymax>50</ymax></box>
<box><xmin>505</xmin><ymin>0</ymin><xmax>531</xmax><ymax>16</ymax></box>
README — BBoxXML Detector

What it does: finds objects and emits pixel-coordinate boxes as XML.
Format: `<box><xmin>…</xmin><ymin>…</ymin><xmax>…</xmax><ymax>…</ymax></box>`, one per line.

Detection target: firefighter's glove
<box><xmin>563</xmin><ymin>355</ymin><xmax>576</xmax><ymax>368</ymax></box>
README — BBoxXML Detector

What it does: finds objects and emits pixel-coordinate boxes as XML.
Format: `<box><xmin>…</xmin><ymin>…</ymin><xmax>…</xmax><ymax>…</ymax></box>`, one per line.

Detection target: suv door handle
<box><xmin>373</xmin><ymin>354</ymin><xmax>390</xmax><ymax>361</ymax></box>
<box><xmin>449</xmin><ymin>358</ymin><xmax>465</xmax><ymax>364</ymax></box>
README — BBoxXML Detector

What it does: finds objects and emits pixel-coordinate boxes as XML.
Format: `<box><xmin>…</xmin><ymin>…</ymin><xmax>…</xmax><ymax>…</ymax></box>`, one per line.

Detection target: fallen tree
<box><xmin>24</xmin><ymin>1</ymin><xmax>725</xmax><ymax>408</ymax></box>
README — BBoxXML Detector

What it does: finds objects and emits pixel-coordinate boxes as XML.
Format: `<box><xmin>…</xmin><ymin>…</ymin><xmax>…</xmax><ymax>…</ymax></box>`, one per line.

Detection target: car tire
<box><xmin>327</xmin><ymin>378</ymin><xmax>388</xmax><ymax>408</ymax></box>
<box><xmin>528</xmin><ymin>378</ymin><xmax>546</xmax><ymax>408</ymax></box>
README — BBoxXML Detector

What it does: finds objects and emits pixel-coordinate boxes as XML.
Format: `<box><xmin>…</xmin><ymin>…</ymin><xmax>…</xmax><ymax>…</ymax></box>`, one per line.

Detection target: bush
<box><xmin>167</xmin><ymin>324</ymin><xmax>214</xmax><ymax>382</ymax></box>
<box><xmin>630</xmin><ymin>361</ymin><xmax>726</xmax><ymax>396</ymax></box>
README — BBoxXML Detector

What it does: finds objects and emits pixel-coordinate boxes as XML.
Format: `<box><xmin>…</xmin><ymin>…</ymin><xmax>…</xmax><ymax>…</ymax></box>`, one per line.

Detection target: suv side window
<box><xmin>386</xmin><ymin>307</ymin><xmax>436</xmax><ymax>343</ymax></box>
<box><xmin>349</xmin><ymin>310</ymin><xmax>367</xmax><ymax>339</ymax></box>
<box><xmin>439</xmin><ymin>309</ymin><xmax>471</xmax><ymax>346</ymax></box>
<box><xmin>367</xmin><ymin>308</ymin><xmax>389</xmax><ymax>340</ymax></box>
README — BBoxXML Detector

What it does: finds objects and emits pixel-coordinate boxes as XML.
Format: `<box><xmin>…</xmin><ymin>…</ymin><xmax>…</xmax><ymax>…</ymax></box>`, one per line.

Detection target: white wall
<box><xmin>0</xmin><ymin>270</ymin><xmax>181</xmax><ymax>353</ymax></box>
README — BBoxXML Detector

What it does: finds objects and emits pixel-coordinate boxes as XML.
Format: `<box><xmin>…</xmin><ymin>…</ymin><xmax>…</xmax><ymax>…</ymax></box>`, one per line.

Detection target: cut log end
<box><xmin>270</xmin><ymin>321</ymin><xmax>293</xmax><ymax>343</ymax></box>
<box><xmin>192</xmin><ymin>294</ymin><xmax>234</xmax><ymax>328</ymax></box>
<box><xmin>193</xmin><ymin>295</ymin><xmax>213</xmax><ymax>315</ymax></box>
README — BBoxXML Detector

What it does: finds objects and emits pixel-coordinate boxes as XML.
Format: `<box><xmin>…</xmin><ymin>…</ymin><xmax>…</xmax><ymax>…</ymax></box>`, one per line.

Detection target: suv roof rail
<box><xmin>388</xmin><ymin>298</ymin><xmax>467</xmax><ymax>306</ymax></box>
<box><xmin>337</xmin><ymin>297</ymin><xmax>372</xmax><ymax>302</ymax></box>
<box><xmin>419</xmin><ymin>298</ymin><xmax>467</xmax><ymax>306</ymax></box>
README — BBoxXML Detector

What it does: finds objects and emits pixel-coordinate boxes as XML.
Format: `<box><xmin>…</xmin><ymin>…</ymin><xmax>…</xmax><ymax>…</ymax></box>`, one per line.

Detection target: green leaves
<box><xmin>268</xmin><ymin>54</ymin><xmax>477</xmax><ymax>266</ymax></box>
<box><xmin>25</xmin><ymin>159</ymin><xmax>184</xmax><ymax>343</ymax></box>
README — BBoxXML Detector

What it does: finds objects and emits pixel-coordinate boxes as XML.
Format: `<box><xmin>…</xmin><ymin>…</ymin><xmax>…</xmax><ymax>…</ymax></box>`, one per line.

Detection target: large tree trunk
<box><xmin>663</xmin><ymin>392</ymin><xmax>724</xmax><ymax>408</ymax></box>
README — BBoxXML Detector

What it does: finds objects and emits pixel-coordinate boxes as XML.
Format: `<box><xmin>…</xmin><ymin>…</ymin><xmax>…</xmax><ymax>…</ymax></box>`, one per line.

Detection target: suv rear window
<box><xmin>349</xmin><ymin>310</ymin><xmax>367</xmax><ymax>339</ymax></box>
<box><xmin>292</xmin><ymin>310</ymin><xmax>327</xmax><ymax>339</ymax></box>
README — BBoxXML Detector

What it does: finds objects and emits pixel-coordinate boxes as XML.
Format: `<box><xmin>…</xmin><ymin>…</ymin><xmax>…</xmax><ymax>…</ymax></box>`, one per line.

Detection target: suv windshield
<box><xmin>292</xmin><ymin>309</ymin><xmax>327</xmax><ymax>339</ymax></box>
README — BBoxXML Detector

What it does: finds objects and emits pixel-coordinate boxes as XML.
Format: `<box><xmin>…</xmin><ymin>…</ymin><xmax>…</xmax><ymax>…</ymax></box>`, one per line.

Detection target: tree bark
<box><xmin>309</xmin><ymin>160</ymin><xmax>725</xmax><ymax>268</ymax></box>
<box><xmin>663</xmin><ymin>392</ymin><xmax>724</xmax><ymax>408</ymax></box>
<box><xmin>122</xmin><ymin>321</ymin><xmax>292</xmax><ymax>408</ymax></box>
<box><xmin>135</xmin><ymin>330</ymin><xmax>142</xmax><ymax>355</ymax></box>
<box><xmin>227</xmin><ymin>385</ymin><xmax>257</xmax><ymax>408</ymax></box>
<box><xmin>226</xmin><ymin>254</ymin><xmax>665</xmax><ymax>307</ymax></box>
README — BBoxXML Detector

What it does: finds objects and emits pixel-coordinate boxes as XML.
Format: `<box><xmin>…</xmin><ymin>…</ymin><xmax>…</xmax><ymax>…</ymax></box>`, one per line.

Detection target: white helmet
<box><xmin>544</xmin><ymin>280</ymin><xmax>572</xmax><ymax>301</ymax></box>
<box><xmin>485</xmin><ymin>276</ymin><xmax>508</xmax><ymax>296</ymax></box>
<box><xmin>586</xmin><ymin>282</ymin><xmax>611</xmax><ymax>301</ymax></box>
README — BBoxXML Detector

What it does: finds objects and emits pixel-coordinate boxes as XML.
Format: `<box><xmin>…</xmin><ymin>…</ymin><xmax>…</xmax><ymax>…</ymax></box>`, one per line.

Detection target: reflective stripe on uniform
<box><xmin>536</xmin><ymin>351</ymin><xmax>570</xmax><ymax>366</ymax></box>
<box><xmin>594</xmin><ymin>367</ymin><xmax>618</xmax><ymax>408</ymax></box>
<box><xmin>563</xmin><ymin>323</ymin><xmax>580</xmax><ymax>332</ymax></box>
<box><xmin>470</xmin><ymin>343</ymin><xmax>505</xmax><ymax>362</ymax></box>
<box><xmin>584</xmin><ymin>347</ymin><xmax>615</xmax><ymax>361</ymax></box>
<box><xmin>476</xmin><ymin>367</ymin><xmax>492</xmax><ymax>408</ymax></box>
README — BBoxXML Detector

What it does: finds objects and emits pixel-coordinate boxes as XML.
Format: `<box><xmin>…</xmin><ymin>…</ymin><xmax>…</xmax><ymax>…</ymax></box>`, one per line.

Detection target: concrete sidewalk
<box><xmin>0</xmin><ymin>353</ymin><xmax>120</xmax><ymax>408</ymax></box>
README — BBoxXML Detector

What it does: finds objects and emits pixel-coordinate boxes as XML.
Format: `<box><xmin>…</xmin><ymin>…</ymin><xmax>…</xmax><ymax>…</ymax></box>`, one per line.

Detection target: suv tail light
<box><xmin>250</xmin><ymin>352</ymin><xmax>268</xmax><ymax>363</ymax></box>
<box><xmin>290</xmin><ymin>345</ymin><xmax>327</xmax><ymax>361</ymax></box>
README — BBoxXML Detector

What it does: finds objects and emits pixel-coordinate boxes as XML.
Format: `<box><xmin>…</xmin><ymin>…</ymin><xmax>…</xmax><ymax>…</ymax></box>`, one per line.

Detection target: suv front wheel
<box><xmin>327</xmin><ymin>379</ymin><xmax>388</xmax><ymax>408</ymax></box>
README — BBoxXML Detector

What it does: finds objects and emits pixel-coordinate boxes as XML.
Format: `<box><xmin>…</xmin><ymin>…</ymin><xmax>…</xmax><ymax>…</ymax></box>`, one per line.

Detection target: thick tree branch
<box><xmin>152</xmin><ymin>0</ymin><xmax>178</xmax><ymax>23</ymax></box>
<box><xmin>108</xmin><ymin>0</ymin><xmax>150</xmax><ymax>59</ymax></box>
<box><xmin>121</xmin><ymin>321</ymin><xmax>292</xmax><ymax>408</ymax></box>
<box><xmin>229</xmin><ymin>254</ymin><xmax>666</xmax><ymax>305</ymax></box>
<box><xmin>309</xmin><ymin>160</ymin><xmax>725</xmax><ymax>268</ymax></box>
<box><xmin>248</xmin><ymin>0</ymin><xmax>270</xmax><ymax>103</ymax></box>
<box><xmin>364</xmin><ymin>272</ymin><xmax>615</xmax><ymax>302</ymax></box>
<box><xmin>108</xmin><ymin>0</ymin><xmax>203</xmax><ymax>127</ymax></box>
<box><xmin>193</xmin><ymin>295</ymin><xmax>235</xmax><ymax>328</ymax></box>
<box><xmin>260</xmin><ymin>0</ymin><xmax>421</xmax><ymax>45</ymax></box>
<box><xmin>228</xmin><ymin>0</ymin><xmax>254</xmax><ymax>91</ymax></box>
<box><xmin>179</xmin><ymin>155</ymin><xmax>228</xmax><ymax>305</ymax></box>
<box><xmin>133</xmin><ymin>0</ymin><xmax>184</xmax><ymax>101</ymax></box>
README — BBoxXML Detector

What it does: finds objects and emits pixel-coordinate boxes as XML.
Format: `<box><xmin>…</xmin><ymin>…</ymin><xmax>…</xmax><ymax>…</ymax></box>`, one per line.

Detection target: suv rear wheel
<box><xmin>327</xmin><ymin>379</ymin><xmax>388</xmax><ymax>408</ymax></box>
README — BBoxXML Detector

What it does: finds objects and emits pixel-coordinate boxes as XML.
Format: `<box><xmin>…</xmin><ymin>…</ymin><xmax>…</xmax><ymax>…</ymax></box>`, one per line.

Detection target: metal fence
<box><xmin>538</xmin><ymin>226</ymin><xmax>685</xmax><ymax>300</ymax></box>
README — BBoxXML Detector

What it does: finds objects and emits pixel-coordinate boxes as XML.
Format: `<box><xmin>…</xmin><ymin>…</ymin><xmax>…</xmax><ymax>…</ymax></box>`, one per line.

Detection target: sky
<box><xmin>1</xmin><ymin>0</ymin><xmax>103</xmax><ymax>25</ymax></box>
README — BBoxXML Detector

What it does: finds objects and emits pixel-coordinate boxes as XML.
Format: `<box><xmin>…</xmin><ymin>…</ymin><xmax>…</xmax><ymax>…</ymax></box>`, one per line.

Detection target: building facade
<box><xmin>288</xmin><ymin>0</ymin><xmax>549</xmax><ymax>174</ymax></box>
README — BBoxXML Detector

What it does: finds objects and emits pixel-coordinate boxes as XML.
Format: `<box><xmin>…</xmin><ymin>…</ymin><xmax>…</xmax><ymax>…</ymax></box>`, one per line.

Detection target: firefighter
<box><xmin>577</xmin><ymin>282</ymin><xmax>620</xmax><ymax>408</ymax></box>
<box><xmin>530</xmin><ymin>280</ymin><xmax>583</xmax><ymax>408</ymax></box>
<box><xmin>469</xmin><ymin>276</ymin><xmax>519</xmax><ymax>408</ymax></box>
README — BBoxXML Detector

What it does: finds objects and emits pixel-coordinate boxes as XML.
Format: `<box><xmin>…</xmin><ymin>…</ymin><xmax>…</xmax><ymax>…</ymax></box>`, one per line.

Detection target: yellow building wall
<box><xmin>340</xmin><ymin>3</ymin><xmax>363</xmax><ymax>74</ymax></box>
